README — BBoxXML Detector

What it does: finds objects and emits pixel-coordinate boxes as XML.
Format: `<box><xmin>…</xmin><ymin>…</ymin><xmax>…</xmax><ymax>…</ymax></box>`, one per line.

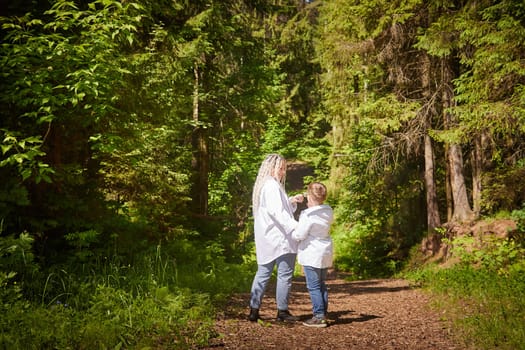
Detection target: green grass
<box><xmin>1</xmin><ymin>236</ymin><xmax>254</xmax><ymax>349</ymax></box>
<box><xmin>405</xmin><ymin>264</ymin><xmax>525</xmax><ymax>350</ymax></box>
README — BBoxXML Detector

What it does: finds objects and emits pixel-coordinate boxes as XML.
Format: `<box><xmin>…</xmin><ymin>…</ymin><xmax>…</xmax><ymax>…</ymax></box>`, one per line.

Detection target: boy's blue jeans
<box><xmin>303</xmin><ymin>265</ymin><xmax>328</xmax><ymax>318</ymax></box>
<box><xmin>250</xmin><ymin>253</ymin><xmax>296</xmax><ymax>311</ymax></box>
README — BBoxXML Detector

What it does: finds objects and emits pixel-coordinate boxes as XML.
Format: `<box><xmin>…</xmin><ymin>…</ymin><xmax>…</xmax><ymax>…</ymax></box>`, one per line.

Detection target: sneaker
<box><xmin>276</xmin><ymin>309</ymin><xmax>299</xmax><ymax>322</ymax></box>
<box><xmin>248</xmin><ymin>308</ymin><xmax>260</xmax><ymax>322</ymax></box>
<box><xmin>302</xmin><ymin>316</ymin><xmax>327</xmax><ymax>328</ymax></box>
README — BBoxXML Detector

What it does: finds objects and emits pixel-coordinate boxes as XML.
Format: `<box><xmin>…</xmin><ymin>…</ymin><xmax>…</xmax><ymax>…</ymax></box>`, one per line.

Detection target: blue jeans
<box><xmin>303</xmin><ymin>265</ymin><xmax>328</xmax><ymax>318</ymax></box>
<box><xmin>250</xmin><ymin>253</ymin><xmax>296</xmax><ymax>311</ymax></box>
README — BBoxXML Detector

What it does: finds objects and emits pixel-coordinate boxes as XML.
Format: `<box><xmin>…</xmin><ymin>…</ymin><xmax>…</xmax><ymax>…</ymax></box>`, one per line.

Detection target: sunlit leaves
<box><xmin>450</xmin><ymin>0</ymin><xmax>525</xmax><ymax>172</ymax></box>
<box><xmin>415</xmin><ymin>15</ymin><xmax>458</xmax><ymax>57</ymax></box>
<box><xmin>358</xmin><ymin>94</ymin><xmax>419</xmax><ymax>133</ymax></box>
<box><xmin>0</xmin><ymin>0</ymin><xmax>146</xmax><ymax>185</ymax></box>
<box><xmin>0</xmin><ymin>131</ymin><xmax>54</xmax><ymax>183</ymax></box>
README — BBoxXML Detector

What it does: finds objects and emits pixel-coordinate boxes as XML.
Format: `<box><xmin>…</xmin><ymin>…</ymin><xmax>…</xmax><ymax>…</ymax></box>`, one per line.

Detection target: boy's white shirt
<box><xmin>253</xmin><ymin>176</ymin><xmax>298</xmax><ymax>265</ymax></box>
<box><xmin>292</xmin><ymin>204</ymin><xmax>334</xmax><ymax>268</ymax></box>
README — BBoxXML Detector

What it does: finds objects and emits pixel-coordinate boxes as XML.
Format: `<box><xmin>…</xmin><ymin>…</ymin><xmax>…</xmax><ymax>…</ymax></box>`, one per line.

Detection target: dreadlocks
<box><xmin>252</xmin><ymin>154</ymin><xmax>286</xmax><ymax>212</ymax></box>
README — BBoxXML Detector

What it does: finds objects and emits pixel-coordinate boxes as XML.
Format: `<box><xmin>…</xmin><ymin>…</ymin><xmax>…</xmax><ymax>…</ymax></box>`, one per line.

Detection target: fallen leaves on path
<box><xmin>202</xmin><ymin>273</ymin><xmax>463</xmax><ymax>350</ymax></box>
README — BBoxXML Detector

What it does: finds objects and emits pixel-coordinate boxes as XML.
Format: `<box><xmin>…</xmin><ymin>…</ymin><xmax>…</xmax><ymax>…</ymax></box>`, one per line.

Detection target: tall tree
<box><xmin>453</xmin><ymin>0</ymin><xmax>525</xmax><ymax>214</ymax></box>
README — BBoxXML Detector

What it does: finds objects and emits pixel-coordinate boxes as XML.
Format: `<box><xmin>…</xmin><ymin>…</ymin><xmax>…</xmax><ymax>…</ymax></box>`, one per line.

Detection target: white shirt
<box><xmin>292</xmin><ymin>204</ymin><xmax>334</xmax><ymax>268</ymax></box>
<box><xmin>254</xmin><ymin>177</ymin><xmax>298</xmax><ymax>264</ymax></box>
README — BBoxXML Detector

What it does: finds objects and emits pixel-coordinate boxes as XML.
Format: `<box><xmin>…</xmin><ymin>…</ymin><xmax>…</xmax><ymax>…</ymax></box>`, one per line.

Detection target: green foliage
<box><xmin>415</xmin><ymin>14</ymin><xmax>458</xmax><ymax>57</ymax></box>
<box><xmin>512</xmin><ymin>205</ymin><xmax>525</xmax><ymax>238</ymax></box>
<box><xmin>0</xmin><ymin>178</ymin><xmax>30</xmax><ymax>234</ymax></box>
<box><xmin>332</xmin><ymin>220</ymin><xmax>398</xmax><ymax>278</ymax></box>
<box><xmin>447</xmin><ymin>235</ymin><xmax>525</xmax><ymax>275</ymax></box>
<box><xmin>0</xmin><ymin>131</ymin><xmax>54</xmax><ymax>183</ymax></box>
<box><xmin>405</xmin><ymin>211</ymin><xmax>525</xmax><ymax>349</ymax></box>
<box><xmin>358</xmin><ymin>94</ymin><xmax>420</xmax><ymax>134</ymax></box>
<box><xmin>95</xmin><ymin>123</ymin><xmax>192</xmax><ymax>237</ymax></box>
<box><xmin>326</xmin><ymin>113</ymin><xmax>427</xmax><ymax>278</ymax></box>
<box><xmin>261</xmin><ymin>114</ymin><xmax>295</xmax><ymax>157</ymax></box>
<box><xmin>0</xmin><ymin>233</ymin><xmax>36</xmax><ymax>311</ymax></box>
<box><xmin>315</xmin><ymin>0</ymin><xmax>525</xmax><ymax>281</ymax></box>
<box><xmin>481</xmin><ymin>165</ymin><xmax>525</xmax><ymax>214</ymax></box>
<box><xmin>0</xmin><ymin>0</ymin><xmax>143</xmax><ymax>127</ymax></box>
<box><xmin>0</xmin><ymin>0</ymin><xmax>149</xmax><ymax>241</ymax></box>
<box><xmin>405</xmin><ymin>264</ymin><xmax>525</xmax><ymax>350</ymax></box>
<box><xmin>64</xmin><ymin>229</ymin><xmax>100</xmax><ymax>262</ymax></box>
<box><xmin>0</xmin><ymin>231</ymin><xmax>253</xmax><ymax>349</ymax></box>
<box><xmin>508</xmin><ymin>206</ymin><xmax>525</xmax><ymax>255</ymax></box>
<box><xmin>0</xmin><ymin>284</ymin><xmax>216</xmax><ymax>349</ymax></box>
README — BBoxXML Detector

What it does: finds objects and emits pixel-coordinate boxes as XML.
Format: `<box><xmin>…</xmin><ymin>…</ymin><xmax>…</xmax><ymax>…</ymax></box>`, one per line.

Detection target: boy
<box><xmin>292</xmin><ymin>182</ymin><xmax>334</xmax><ymax>328</ymax></box>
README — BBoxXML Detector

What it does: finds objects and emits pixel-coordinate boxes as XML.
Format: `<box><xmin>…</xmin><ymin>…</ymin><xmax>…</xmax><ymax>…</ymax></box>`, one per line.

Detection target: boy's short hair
<box><xmin>307</xmin><ymin>182</ymin><xmax>327</xmax><ymax>203</ymax></box>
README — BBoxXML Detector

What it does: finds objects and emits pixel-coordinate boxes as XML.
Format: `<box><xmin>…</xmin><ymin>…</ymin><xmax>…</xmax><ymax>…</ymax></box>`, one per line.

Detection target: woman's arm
<box><xmin>262</xmin><ymin>180</ymin><xmax>298</xmax><ymax>234</ymax></box>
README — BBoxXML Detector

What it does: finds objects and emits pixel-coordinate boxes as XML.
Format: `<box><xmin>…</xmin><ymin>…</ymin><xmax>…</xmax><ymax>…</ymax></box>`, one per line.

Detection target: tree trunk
<box><xmin>448</xmin><ymin>143</ymin><xmax>474</xmax><ymax>222</ymax></box>
<box><xmin>424</xmin><ymin>132</ymin><xmax>441</xmax><ymax>229</ymax></box>
<box><xmin>423</xmin><ymin>129</ymin><xmax>444</xmax><ymax>254</ymax></box>
<box><xmin>421</xmin><ymin>53</ymin><xmax>442</xmax><ymax>254</ymax></box>
<box><xmin>191</xmin><ymin>62</ymin><xmax>209</xmax><ymax>216</ymax></box>
<box><xmin>442</xmin><ymin>58</ymin><xmax>475</xmax><ymax>223</ymax></box>
<box><xmin>471</xmin><ymin>134</ymin><xmax>482</xmax><ymax>216</ymax></box>
<box><xmin>445</xmin><ymin>144</ymin><xmax>453</xmax><ymax>222</ymax></box>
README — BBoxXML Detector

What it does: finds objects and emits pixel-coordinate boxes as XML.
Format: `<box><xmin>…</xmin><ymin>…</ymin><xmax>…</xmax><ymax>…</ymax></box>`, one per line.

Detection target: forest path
<box><xmin>202</xmin><ymin>273</ymin><xmax>463</xmax><ymax>349</ymax></box>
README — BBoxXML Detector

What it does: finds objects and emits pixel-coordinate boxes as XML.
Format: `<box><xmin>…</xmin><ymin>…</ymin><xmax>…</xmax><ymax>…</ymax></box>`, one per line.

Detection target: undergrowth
<box><xmin>404</xmin><ymin>210</ymin><xmax>525</xmax><ymax>350</ymax></box>
<box><xmin>406</xmin><ymin>265</ymin><xmax>525</xmax><ymax>350</ymax></box>
<box><xmin>0</xmin><ymin>232</ymin><xmax>254</xmax><ymax>349</ymax></box>
<box><xmin>331</xmin><ymin>220</ymin><xmax>400</xmax><ymax>279</ymax></box>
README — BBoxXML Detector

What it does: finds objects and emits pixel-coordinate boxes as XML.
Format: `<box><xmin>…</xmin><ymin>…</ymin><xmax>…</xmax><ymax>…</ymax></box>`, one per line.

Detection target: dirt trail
<box><xmin>203</xmin><ymin>273</ymin><xmax>462</xmax><ymax>350</ymax></box>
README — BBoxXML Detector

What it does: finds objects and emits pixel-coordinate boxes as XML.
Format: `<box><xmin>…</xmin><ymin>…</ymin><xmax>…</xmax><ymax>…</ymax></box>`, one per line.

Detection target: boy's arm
<box><xmin>292</xmin><ymin>217</ymin><xmax>312</xmax><ymax>241</ymax></box>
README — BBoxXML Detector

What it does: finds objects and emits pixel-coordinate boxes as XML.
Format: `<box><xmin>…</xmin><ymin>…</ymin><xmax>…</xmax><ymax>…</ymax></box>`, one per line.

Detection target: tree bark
<box><xmin>442</xmin><ymin>58</ymin><xmax>475</xmax><ymax>223</ymax></box>
<box><xmin>421</xmin><ymin>53</ymin><xmax>442</xmax><ymax>254</ymax></box>
<box><xmin>445</xmin><ymin>144</ymin><xmax>453</xmax><ymax>222</ymax></box>
<box><xmin>448</xmin><ymin>143</ymin><xmax>474</xmax><ymax>222</ymax></box>
<box><xmin>191</xmin><ymin>62</ymin><xmax>209</xmax><ymax>216</ymax></box>
<box><xmin>424</xmin><ymin>131</ymin><xmax>441</xmax><ymax>230</ymax></box>
<box><xmin>423</xmin><ymin>129</ymin><xmax>444</xmax><ymax>254</ymax></box>
<box><xmin>471</xmin><ymin>134</ymin><xmax>482</xmax><ymax>216</ymax></box>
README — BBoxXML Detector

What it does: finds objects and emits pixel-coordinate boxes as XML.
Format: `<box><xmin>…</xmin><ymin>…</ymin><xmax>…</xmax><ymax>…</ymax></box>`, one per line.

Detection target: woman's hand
<box><xmin>290</xmin><ymin>194</ymin><xmax>305</xmax><ymax>204</ymax></box>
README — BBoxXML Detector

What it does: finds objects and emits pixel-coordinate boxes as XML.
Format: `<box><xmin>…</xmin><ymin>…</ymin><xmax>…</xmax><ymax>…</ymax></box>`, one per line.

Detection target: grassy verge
<box><xmin>404</xmin><ymin>261</ymin><xmax>525</xmax><ymax>350</ymax></box>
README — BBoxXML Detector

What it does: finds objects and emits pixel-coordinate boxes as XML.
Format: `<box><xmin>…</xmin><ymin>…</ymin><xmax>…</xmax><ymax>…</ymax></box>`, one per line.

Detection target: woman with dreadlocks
<box><xmin>248</xmin><ymin>154</ymin><xmax>304</xmax><ymax>323</ymax></box>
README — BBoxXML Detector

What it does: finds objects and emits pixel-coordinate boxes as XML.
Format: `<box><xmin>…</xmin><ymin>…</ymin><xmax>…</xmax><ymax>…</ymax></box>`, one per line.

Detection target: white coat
<box><xmin>292</xmin><ymin>204</ymin><xmax>334</xmax><ymax>269</ymax></box>
<box><xmin>254</xmin><ymin>176</ymin><xmax>298</xmax><ymax>265</ymax></box>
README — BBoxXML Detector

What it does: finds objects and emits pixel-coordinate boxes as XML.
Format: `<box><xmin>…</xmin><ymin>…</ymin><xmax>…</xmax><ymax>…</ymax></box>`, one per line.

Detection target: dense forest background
<box><xmin>1</xmin><ymin>0</ymin><xmax>524</xmax><ymax>348</ymax></box>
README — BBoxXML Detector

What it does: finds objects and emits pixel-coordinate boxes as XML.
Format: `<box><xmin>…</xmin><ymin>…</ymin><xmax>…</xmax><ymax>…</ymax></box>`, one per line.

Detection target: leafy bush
<box><xmin>0</xmin><ymin>233</ymin><xmax>38</xmax><ymax>304</ymax></box>
<box><xmin>511</xmin><ymin>205</ymin><xmax>525</xmax><ymax>245</ymax></box>
<box><xmin>332</xmin><ymin>220</ymin><xmax>398</xmax><ymax>278</ymax></box>
<box><xmin>446</xmin><ymin>235</ymin><xmax>524</xmax><ymax>274</ymax></box>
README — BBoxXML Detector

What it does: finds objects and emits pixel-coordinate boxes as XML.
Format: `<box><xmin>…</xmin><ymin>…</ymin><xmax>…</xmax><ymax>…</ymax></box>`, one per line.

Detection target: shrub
<box><xmin>332</xmin><ymin>220</ymin><xmax>398</xmax><ymax>278</ymax></box>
